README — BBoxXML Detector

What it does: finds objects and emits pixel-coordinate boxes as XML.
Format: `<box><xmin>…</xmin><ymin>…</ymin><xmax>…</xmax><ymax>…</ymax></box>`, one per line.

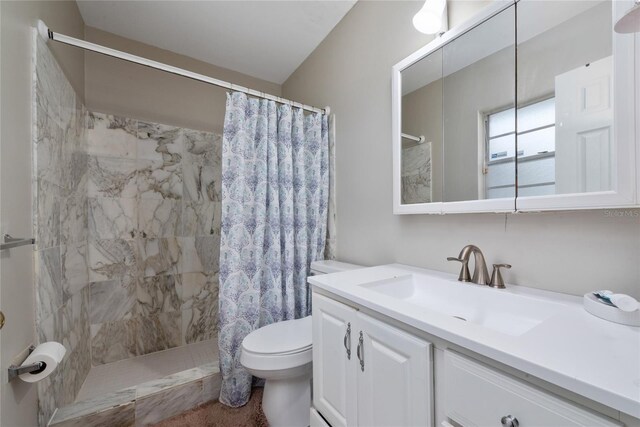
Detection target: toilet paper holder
<box><xmin>8</xmin><ymin>345</ymin><xmax>47</xmax><ymax>381</ymax></box>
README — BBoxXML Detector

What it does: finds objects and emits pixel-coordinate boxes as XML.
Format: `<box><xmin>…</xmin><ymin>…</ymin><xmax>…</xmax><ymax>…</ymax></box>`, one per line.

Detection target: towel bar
<box><xmin>0</xmin><ymin>234</ymin><xmax>35</xmax><ymax>250</ymax></box>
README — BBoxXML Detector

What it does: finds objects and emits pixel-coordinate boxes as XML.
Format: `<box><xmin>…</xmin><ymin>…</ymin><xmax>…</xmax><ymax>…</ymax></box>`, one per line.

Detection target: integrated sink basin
<box><xmin>360</xmin><ymin>274</ymin><xmax>566</xmax><ymax>336</ymax></box>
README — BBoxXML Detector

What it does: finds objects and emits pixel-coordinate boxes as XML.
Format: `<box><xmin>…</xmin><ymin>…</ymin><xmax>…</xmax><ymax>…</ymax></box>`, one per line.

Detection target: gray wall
<box><xmin>1</xmin><ymin>2</ymin><xmax>85</xmax><ymax>426</ymax></box>
<box><xmin>282</xmin><ymin>0</ymin><xmax>640</xmax><ymax>298</ymax></box>
<box><xmin>84</xmin><ymin>26</ymin><xmax>281</xmax><ymax>134</ymax></box>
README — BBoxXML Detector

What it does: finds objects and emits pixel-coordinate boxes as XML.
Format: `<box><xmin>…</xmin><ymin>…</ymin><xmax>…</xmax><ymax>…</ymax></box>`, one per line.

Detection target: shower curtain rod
<box><xmin>36</xmin><ymin>20</ymin><xmax>328</xmax><ymax>115</ymax></box>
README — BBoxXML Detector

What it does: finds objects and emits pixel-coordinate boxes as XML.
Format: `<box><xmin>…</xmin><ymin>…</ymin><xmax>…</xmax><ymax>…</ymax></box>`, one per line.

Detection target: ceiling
<box><xmin>76</xmin><ymin>1</ymin><xmax>356</xmax><ymax>84</ymax></box>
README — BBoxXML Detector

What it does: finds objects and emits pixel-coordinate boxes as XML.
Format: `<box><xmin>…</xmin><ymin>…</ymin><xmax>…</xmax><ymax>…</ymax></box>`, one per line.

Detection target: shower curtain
<box><xmin>218</xmin><ymin>92</ymin><xmax>329</xmax><ymax>407</ymax></box>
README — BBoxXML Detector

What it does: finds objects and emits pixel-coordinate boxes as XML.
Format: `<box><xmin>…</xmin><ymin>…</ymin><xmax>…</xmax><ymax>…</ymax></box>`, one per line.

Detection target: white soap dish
<box><xmin>583</xmin><ymin>293</ymin><xmax>640</xmax><ymax>327</ymax></box>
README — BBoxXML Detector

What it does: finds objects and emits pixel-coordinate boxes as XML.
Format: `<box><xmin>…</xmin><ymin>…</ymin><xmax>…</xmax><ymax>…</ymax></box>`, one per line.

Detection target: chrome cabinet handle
<box><xmin>501</xmin><ymin>415</ymin><xmax>519</xmax><ymax>427</ymax></box>
<box><xmin>356</xmin><ymin>331</ymin><xmax>364</xmax><ymax>371</ymax></box>
<box><xmin>343</xmin><ymin>322</ymin><xmax>351</xmax><ymax>360</ymax></box>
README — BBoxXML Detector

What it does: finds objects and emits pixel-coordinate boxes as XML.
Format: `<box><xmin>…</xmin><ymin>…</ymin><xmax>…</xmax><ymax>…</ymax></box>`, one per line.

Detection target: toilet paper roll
<box><xmin>19</xmin><ymin>342</ymin><xmax>66</xmax><ymax>383</ymax></box>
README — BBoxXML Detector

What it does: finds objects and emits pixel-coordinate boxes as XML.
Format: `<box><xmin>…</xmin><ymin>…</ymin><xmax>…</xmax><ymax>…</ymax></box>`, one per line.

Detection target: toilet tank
<box><xmin>309</xmin><ymin>260</ymin><xmax>363</xmax><ymax>276</ymax></box>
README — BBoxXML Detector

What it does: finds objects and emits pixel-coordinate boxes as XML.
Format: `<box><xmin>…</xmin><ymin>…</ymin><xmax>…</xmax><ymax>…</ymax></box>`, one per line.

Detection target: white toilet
<box><xmin>240</xmin><ymin>260</ymin><xmax>362</xmax><ymax>427</ymax></box>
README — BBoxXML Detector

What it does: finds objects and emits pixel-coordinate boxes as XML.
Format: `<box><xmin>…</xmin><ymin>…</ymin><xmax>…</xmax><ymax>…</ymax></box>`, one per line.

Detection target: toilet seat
<box><xmin>241</xmin><ymin>316</ymin><xmax>312</xmax><ymax>371</ymax></box>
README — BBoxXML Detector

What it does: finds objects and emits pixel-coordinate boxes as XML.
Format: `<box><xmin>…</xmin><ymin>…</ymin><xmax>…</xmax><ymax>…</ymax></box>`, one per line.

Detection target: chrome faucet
<box><xmin>447</xmin><ymin>245</ymin><xmax>491</xmax><ymax>286</ymax></box>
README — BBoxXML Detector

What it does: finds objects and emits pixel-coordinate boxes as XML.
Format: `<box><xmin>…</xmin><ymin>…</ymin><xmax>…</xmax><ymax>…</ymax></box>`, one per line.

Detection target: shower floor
<box><xmin>51</xmin><ymin>340</ymin><xmax>221</xmax><ymax>426</ymax></box>
<box><xmin>76</xmin><ymin>340</ymin><xmax>218</xmax><ymax>401</ymax></box>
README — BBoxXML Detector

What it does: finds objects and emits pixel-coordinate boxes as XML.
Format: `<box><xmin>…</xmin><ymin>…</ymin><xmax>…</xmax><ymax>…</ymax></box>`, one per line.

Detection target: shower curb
<box><xmin>49</xmin><ymin>363</ymin><xmax>221</xmax><ymax>427</ymax></box>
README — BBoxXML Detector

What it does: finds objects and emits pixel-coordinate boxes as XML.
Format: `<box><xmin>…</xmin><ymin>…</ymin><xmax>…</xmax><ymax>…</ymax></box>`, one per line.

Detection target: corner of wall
<box><xmin>33</xmin><ymin>35</ymin><xmax>91</xmax><ymax>426</ymax></box>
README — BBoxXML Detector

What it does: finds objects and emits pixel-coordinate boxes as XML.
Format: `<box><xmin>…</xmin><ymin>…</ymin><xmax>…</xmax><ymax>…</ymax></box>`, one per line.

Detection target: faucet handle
<box><xmin>447</xmin><ymin>257</ymin><xmax>471</xmax><ymax>282</ymax></box>
<box><xmin>490</xmin><ymin>264</ymin><xmax>511</xmax><ymax>289</ymax></box>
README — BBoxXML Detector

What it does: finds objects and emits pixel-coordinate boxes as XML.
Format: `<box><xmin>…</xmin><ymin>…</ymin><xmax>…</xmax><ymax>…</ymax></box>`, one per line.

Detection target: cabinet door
<box><xmin>356</xmin><ymin>312</ymin><xmax>433</xmax><ymax>427</ymax></box>
<box><xmin>312</xmin><ymin>293</ymin><xmax>358</xmax><ymax>427</ymax></box>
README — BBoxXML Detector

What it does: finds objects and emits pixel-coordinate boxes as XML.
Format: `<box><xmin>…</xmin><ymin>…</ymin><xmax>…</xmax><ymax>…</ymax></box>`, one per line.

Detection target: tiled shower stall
<box><xmin>32</xmin><ymin>29</ymin><xmax>336</xmax><ymax>427</ymax></box>
<box><xmin>33</xmin><ymin>34</ymin><xmax>221</xmax><ymax>426</ymax></box>
<box><xmin>85</xmin><ymin>110</ymin><xmax>221</xmax><ymax>365</ymax></box>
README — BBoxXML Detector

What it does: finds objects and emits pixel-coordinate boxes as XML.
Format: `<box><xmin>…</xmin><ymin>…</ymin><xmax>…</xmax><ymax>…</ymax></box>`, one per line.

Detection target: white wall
<box><xmin>0</xmin><ymin>2</ymin><xmax>85</xmax><ymax>425</ymax></box>
<box><xmin>282</xmin><ymin>0</ymin><xmax>640</xmax><ymax>298</ymax></box>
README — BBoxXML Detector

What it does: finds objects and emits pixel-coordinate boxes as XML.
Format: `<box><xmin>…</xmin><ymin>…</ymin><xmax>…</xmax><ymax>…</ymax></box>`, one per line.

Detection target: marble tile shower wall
<box><xmin>34</xmin><ymin>35</ymin><xmax>220</xmax><ymax>426</ymax></box>
<box><xmin>86</xmin><ymin>112</ymin><xmax>221</xmax><ymax>366</ymax></box>
<box><xmin>33</xmin><ymin>35</ymin><xmax>91</xmax><ymax>426</ymax></box>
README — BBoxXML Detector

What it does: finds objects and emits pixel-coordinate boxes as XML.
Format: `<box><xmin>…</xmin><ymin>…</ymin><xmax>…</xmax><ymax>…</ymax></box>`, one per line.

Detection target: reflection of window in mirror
<box><xmin>484</xmin><ymin>98</ymin><xmax>556</xmax><ymax>198</ymax></box>
<box><xmin>517</xmin><ymin>0</ymin><xmax>613</xmax><ymax>197</ymax></box>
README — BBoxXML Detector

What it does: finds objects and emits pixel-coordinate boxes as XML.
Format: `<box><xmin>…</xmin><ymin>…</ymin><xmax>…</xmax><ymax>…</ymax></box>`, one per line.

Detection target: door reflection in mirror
<box><xmin>517</xmin><ymin>0</ymin><xmax>612</xmax><ymax>197</ymax></box>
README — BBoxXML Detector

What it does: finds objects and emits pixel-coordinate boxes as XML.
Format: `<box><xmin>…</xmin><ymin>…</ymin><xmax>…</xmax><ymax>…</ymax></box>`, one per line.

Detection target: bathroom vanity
<box><xmin>309</xmin><ymin>265</ymin><xmax>640</xmax><ymax>427</ymax></box>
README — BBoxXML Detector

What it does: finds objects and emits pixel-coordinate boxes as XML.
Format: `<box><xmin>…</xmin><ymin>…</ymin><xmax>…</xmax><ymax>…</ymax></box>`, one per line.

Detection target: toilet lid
<box><xmin>242</xmin><ymin>316</ymin><xmax>312</xmax><ymax>355</ymax></box>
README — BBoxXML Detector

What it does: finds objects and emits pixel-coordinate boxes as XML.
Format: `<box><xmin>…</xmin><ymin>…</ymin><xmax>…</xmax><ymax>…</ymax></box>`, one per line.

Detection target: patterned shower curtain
<box><xmin>218</xmin><ymin>92</ymin><xmax>329</xmax><ymax>407</ymax></box>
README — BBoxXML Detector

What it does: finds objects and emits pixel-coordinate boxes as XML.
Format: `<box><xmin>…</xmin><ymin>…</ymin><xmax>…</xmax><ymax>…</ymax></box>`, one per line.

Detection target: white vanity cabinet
<box><xmin>312</xmin><ymin>291</ymin><xmax>630</xmax><ymax>427</ymax></box>
<box><xmin>444</xmin><ymin>351</ymin><xmax>622</xmax><ymax>427</ymax></box>
<box><xmin>310</xmin><ymin>267</ymin><xmax>639</xmax><ymax>425</ymax></box>
<box><xmin>312</xmin><ymin>293</ymin><xmax>433</xmax><ymax>427</ymax></box>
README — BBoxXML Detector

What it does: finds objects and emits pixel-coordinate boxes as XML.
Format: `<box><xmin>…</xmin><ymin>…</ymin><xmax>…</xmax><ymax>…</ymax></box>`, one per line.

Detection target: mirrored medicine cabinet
<box><xmin>392</xmin><ymin>0</ymin><xmax>639</xmax><ymax>214</ymax></box>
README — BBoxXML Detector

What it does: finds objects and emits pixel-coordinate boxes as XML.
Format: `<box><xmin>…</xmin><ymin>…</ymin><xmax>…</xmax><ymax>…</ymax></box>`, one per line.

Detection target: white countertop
<box><xmin>308</xmin><ymin>264</ymin><xmax>640</xmax><ymax>418</ymax></box>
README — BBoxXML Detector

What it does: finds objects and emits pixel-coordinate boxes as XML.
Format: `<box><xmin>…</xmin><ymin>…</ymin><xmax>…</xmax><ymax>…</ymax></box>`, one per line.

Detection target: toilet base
<box><xmin>262</xmin><ymin>371</ymin><xmax>311</xmax><ymax>427</ymax></box>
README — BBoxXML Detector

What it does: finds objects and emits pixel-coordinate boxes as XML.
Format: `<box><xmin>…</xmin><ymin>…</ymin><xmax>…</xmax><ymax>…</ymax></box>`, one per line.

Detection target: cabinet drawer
<box><xmin>444</xmin><ymin>351</ymin><xmax>620</xmax><ymax>427</ymax></box>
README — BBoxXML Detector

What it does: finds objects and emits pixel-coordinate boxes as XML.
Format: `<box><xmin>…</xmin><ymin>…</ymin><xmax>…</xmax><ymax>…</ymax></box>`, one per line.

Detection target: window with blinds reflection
<box><xmin>486</xmin><ymin>98</ymin><xmax>556</xmax><ymax>198</ymax></box>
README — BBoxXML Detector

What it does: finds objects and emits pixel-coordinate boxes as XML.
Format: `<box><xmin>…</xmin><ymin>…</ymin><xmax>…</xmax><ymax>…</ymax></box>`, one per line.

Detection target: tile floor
<box><xmin>152</xmin><ymin>387</ymin><xmax>267</xmax><ymax>427</ymax></box>
<box><xmin>76</xmin><ymin>340</ymin><xmax>218</xmax><ymax>401</ymax></box>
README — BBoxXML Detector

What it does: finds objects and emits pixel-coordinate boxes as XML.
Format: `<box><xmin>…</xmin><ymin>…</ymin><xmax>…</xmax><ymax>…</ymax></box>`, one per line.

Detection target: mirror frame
<box><xmin>392</xmin><ymin>0</ymin><xmax>638</xmax><ymax>215</ymax></box>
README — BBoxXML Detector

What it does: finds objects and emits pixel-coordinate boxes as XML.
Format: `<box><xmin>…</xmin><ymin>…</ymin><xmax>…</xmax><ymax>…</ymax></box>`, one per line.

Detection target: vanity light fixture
<box><xmin>412</xmin><ymin>0</ymin><xmax>448</xmax><ymax>35</ymax></box>
<box><xmin>615</xmin><ymin>0</ymin><xmax>640</xmax><ymax>33</ymax></box>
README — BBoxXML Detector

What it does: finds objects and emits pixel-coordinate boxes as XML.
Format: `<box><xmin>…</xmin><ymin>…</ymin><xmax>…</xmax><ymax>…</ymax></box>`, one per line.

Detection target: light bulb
<box><xmin>413</xmin><ymin>0</ymin><xmax>447</xmax><ymax>35</ymax></box>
